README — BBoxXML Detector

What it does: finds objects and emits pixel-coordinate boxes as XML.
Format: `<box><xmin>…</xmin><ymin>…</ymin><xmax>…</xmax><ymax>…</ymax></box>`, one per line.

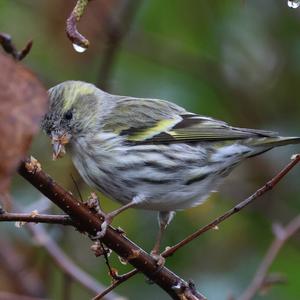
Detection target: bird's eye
<box><xmin>64</xmin><ymin>111</ymin><xmax>73</xmax><ymax>120</ymax></box>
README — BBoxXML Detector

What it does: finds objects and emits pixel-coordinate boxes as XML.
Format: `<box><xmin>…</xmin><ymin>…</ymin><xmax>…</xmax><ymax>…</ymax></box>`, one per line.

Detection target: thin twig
<box><xmin>162</xmin><ymin>154</ymin><xmax>300</xmax><ymax>258</ymax></box>
<box><xmin>66</xmin><ymin>0</ymin><xmax>91</xmax><ymax>49</ymax></box>
<box><xmin>0</xmin><ymin>32</ymin><xmax>32</xmax><ymax>60</ymax></box>
<box><xmin>0</xmin><ymin>211</ymin><xmax>73</xmax><ymax>225</ymax></box>
<box><xmin>92</xmin><ymin>269</ymin><xmax>138</xmax><ymax>300</ymax></box>
<box><xmin>27</xmin><ymin>223</ymin><xmax>120</xmax><ymax>299</ymax></box>
<box><xmin>99</xmin><ymin>241</ymin><xmax>119</xmax><ymax>281</ymax></box>
<box><xmin>238</xmin><ymin>215</ymin><xmax>300</xmax><ymax>300</ymax></box>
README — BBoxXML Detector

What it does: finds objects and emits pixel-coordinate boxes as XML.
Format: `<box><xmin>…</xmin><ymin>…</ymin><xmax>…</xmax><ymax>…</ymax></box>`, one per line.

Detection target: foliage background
<box><xmin>1</xmin><ymin>0</ymin><xmax>300</xmax><ymax>299</ymax></box>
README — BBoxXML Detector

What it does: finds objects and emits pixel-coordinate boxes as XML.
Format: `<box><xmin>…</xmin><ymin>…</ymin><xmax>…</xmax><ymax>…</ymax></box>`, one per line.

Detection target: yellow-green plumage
<box><xmin>42</xmin><ymin>80</ymin><xmax>300</xmax><ymax>246</ymax></box>
<box><xmin>126</xmin><ymin>118</ymin><xmax>181</xmax><ymax>141</ymax></box>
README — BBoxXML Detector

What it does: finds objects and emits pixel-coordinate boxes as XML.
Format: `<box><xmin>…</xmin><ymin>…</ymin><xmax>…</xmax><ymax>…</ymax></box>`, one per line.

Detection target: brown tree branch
<box><xmin>238</xmin><ymin>215</ymin><xmax>300</xmax><ymax>300</ymax></box>
<box><xmin>66</xmin><ymin>0</ymin><xmax>91</xmax><ymax>50</ymax></box>
<box><xmin>17</xmin><ymin>157</ymin><xmax>206</xmax><ymax>300</ymax></box>
<box><xmin>161</xmin><ymin>154</ymin><xmax>300</xmax><ymax>258</ymax></box>
<box><xmin>0</xmin><ymin>33</ymin><xmax>32</xmax><ymax>60</ymax></box>
<box><xmin>0</xmin><ymin>211</ymin><xmax>73</xmax><ymax>225</ymax></box>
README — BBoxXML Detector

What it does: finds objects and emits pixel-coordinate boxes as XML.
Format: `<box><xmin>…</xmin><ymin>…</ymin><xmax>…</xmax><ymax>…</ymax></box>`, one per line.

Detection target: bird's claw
<box><xmin>99</xmin><ymin>219</ymin><xmax>109</xmax><ymax>237</ymax></box>
<box><xmin>90</xmin><ymin>213</ymin><xmax>114</xmax><ymax>240</ymax></box>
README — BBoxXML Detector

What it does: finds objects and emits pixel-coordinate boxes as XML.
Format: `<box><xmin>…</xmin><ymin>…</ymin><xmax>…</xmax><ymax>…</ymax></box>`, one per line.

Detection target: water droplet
<box><xmin>72</xmin><ymin>43</ymin><xmax>87</xmax><ymax>53</ymax></box>
<box><xmin>287</xmin><ymin>0</ymin><xmax>300</xmax><ymax>8</ymax></box>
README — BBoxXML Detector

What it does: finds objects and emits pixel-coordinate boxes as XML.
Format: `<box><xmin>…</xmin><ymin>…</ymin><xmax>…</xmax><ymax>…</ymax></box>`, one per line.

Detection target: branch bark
<box><xmin>0</xmin><ymin>211</ymin><xmax>73</xmax><ymax>225</ymax></box>
<box><xmin>18</xmin><ymin>157</ymin><xmax>206</xmax><ymax>300</ymax></box>
<box><xmin>66</xmin><ymin>0</ymin><xmax>91</xmax><ymax>49</ymax></box>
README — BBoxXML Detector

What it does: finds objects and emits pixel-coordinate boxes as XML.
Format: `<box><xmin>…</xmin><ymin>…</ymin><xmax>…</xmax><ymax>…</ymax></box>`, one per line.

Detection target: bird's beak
<box><xmin>51</xmin><ymin>131</ymin><xmax>71</xmax><ymax>160</ymax></box>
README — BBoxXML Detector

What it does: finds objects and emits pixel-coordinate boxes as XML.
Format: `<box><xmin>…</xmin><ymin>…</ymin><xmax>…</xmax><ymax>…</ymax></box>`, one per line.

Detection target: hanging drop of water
<box><xmin>287</xmin><ymin>0</ymin><xmax>300</xmax><ymax>8</ymax></box>
<box><xmin>72</xmin><ymin>43</ymin><xmax>87</xmax><ymax>53</ymax></box>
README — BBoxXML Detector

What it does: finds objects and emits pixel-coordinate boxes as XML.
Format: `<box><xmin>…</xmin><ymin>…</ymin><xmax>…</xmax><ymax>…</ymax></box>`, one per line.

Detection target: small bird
<box><xmin>42</xmin><ymin>80</ymin><xmax>300</xmax><ymax>259</ymax></box>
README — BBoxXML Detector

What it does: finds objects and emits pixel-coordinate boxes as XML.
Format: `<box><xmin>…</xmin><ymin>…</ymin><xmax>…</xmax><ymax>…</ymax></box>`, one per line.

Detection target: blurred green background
<box><xmin>1</xmin><ymin>0</ymin><xmax>300</xmax><ymax>299</ymax></box>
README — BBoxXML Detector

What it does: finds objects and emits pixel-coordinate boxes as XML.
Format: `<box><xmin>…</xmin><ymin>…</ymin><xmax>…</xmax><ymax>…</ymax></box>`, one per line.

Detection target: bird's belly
<box><xmin>134</xmin><ymin>175</ymin><xmax>222</xmax><ymax>211</ymax></box>
<box><xmin>74</xmin><ymin>159</ymin><xmax>218</xmax><ymax>211</ymax></box>
<box><xmin>70</xmin><ymin>141</ymin><xmax>231</xmax><ymax>211</ymax></box>
<box><xmin>71</xmin><ymin>150</ymin><xmax>135</xmax><ymax>205</ymax></box>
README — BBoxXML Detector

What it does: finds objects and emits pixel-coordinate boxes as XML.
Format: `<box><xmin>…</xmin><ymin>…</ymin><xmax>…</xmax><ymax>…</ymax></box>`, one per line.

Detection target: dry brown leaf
<box><xmin>0</xmin><ymin>52</ymin><xmax>48</xmax><ymax>208</ymax></box>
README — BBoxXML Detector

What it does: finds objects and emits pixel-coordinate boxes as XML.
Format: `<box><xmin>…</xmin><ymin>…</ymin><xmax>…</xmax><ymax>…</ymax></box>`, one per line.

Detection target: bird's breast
<box><xmin>70</xmin><ymin>134</ymin><xmax>136</xmax><ymax>204</ymax></box>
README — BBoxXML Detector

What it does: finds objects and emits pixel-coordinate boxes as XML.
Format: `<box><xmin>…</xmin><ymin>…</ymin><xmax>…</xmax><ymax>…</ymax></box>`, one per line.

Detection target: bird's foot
<box><xmin>90</xmin><ymin>212</ymin><xmax>115</xmax><ymax>240</ymax></box>
<box><xmin>150</xmin><ymin>250</ymin><xmax>165</xmax><ymax>267</ymax></box>
<box><xmin>88</xmin><ymin>200</ymin><xmax>137</xmax><ymax>240</ymax></box>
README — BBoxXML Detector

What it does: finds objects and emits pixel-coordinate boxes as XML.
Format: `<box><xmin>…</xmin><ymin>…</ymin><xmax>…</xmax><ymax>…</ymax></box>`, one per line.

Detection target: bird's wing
<box><xmin>103</xmin><ymin>97</ymin><xmax>277</xmax><ymax>144</ymax></box>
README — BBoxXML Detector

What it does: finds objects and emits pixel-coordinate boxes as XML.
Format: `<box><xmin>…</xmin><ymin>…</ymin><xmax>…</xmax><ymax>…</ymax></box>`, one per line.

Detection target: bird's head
<box><xmin>41</xmin><ymin>80</ymin><xmax>109</xmax><ymax>160</ymax></box>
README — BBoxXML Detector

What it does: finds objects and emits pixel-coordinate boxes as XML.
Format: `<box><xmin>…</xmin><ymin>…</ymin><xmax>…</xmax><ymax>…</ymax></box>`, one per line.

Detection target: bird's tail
<box><xmin>244</xmin><ymin>136</ymin><xmax>300</xmax><ymax>159</ymax></box>
<box><xmin>251</xmin><ymin>136</ymin><xmax>300</xmax><ymax>148</ymax></box>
